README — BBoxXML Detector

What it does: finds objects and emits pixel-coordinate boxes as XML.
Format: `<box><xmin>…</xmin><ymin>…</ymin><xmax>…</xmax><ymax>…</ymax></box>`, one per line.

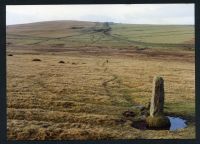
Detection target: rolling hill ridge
<box><xmin>6</xmin><ymin>20</ymin><xmax>194</xmax><ymax>51</ymax></box>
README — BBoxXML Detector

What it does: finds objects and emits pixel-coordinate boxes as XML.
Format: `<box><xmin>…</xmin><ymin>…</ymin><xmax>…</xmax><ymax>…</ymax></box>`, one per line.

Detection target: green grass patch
<box><xmin>164</xmin><ymin>102</ymin><xmax>195</xmax><ymax>122</ymax></box>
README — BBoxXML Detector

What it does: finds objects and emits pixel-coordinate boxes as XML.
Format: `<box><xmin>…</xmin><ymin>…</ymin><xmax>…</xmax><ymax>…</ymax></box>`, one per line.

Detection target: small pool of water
<box><xmin>167</xmin><ymin>116</ymin><xmax>187</xmax><ymax>131</ymax></box>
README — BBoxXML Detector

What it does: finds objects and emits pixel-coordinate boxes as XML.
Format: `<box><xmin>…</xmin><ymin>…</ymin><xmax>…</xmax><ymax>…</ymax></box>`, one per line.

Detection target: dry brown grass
<box><xmin>6</xmin><ymin>21</ymin><xmax>195</xmax><ymax>140</ymax></box>
<box><xmin>7</xmin><ymin>49</ymin><xmax>195</xmax><ymax>140</ymax></box>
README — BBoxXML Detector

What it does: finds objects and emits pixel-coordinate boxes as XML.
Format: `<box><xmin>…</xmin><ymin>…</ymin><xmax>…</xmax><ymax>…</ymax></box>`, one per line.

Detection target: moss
<box><xmin>146</xmin><ymin>116</ymin><xmax>170</xmax><ymax>129</ymax></box>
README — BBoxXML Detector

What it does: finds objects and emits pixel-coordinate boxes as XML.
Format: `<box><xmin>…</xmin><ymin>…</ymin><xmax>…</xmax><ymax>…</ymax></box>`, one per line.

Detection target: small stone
<box><xmin>122</xmin><ymin>110</ymin><xmax>135</xmax><ymax>117</ymax></box>
<box><xmin>58</xmin><ymin>61</ymin><xmax>65</xmax><ymax>64</ymax></box>
<box><xmin>32</xmin><ymin>58</ymin><xmax>41</xmax><ymax>61</ymax></box>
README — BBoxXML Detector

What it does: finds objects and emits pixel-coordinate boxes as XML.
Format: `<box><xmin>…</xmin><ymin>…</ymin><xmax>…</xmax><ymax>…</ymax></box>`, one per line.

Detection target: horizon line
<box><xmin>6</xmin><ymin>20</ymin><xmax>195</xmax><ymax>26</ymax></box>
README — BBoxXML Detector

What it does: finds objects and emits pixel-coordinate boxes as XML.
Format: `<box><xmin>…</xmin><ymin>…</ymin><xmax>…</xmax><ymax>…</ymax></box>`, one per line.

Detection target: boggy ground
<box><xmin>7</xmin><ymin>47</ymin><xmax>195</xmax><ymax>140</ymax></box>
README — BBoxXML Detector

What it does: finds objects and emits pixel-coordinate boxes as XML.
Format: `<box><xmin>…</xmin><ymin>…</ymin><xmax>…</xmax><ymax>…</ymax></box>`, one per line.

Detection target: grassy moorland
<box><xmin>6</xmin><ymin>20</ymin><xmax>195</xmax><ymax>140</ymax></box>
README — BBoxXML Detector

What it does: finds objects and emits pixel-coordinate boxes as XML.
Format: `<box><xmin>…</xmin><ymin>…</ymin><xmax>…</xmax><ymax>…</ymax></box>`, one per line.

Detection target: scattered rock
<box><xmin>122</xmin><ymin>110</ymin><xmax>136</xmax><ymax>117</ymax></box>
<box><xmin>72</xmin><ymin>62</ymin><xmax>77</xmax><ymax>65</ymax></box>
<box><xmin>58</xmin><ymin>61</ymin><xmax>65</xmax><ymax>64</ymax></box>
<box><xmin>32</xmin><ymin>58</ymin><xmax>41</xmax><ymax>61</ymax></box>
<box><xmin>8</xmin><ymin>54</ymin><xmax>13</xmax><ymax>56</ymax></box>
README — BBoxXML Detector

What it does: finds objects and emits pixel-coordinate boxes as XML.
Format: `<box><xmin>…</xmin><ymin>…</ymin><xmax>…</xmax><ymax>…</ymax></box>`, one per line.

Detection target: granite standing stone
<box><xmin>150</xmin><ymin>76</ymin><xmax>164</xmax><ymax>117</ymax></box>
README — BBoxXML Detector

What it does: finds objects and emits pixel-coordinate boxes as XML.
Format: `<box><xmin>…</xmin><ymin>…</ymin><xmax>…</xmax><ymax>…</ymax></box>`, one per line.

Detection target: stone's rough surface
<box><xmin>150</xmin><ymin>76</ymin><xmax>164</xmax><ymax>117</ymax></box>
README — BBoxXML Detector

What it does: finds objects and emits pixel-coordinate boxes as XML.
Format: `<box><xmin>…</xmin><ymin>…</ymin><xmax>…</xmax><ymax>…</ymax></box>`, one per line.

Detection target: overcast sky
<box><xmin>6</xmin><ymin>4</ymin><xmax>194</xmax><ymax>25</ymax></box>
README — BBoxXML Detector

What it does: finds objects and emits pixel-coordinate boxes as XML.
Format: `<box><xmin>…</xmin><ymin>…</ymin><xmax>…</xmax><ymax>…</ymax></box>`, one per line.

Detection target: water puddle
<box><xmin>131</xmin><ymin>116</ymin><xmax>187</xmax><ymax>131</ymax></box>
<box><xmin>167</xmin><ymin>116</ymin><xmax>187</xmax><ymax>131</ymax></box>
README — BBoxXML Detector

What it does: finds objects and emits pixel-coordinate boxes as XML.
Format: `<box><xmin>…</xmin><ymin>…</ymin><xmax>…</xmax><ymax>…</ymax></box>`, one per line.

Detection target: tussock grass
<box><xmin>7</xmin><ymin>52</ymin><xmax>195</xmax><ymax>139</ymax></box>
<box><xmin>146</xmin><ymin>116</ymin><xmax>171</xmax><ymax>129</ymax></box>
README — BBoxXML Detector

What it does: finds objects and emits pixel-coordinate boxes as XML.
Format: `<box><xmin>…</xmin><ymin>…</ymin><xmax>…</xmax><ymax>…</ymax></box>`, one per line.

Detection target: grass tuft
<box><xmin>146</xmin><ymin>115</ymin><xmax>170</xmax><ymax>129</ymax></box>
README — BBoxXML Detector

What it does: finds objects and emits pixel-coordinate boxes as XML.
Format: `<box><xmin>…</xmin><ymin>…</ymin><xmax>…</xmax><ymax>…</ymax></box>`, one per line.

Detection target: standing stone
<box><xmin>150</xmin><ymin>76</ymin><xmax>164</xmax><ymax>117</ymax></box>
<box><xmin>146</xmin><ymin>76</ymin><xmax>170</xmax><ymax>129</ymax></box>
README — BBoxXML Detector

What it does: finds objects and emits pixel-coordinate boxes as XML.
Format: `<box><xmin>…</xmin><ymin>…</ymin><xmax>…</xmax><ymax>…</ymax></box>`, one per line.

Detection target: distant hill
<box><xmin>6</xmin><ymin>20</ymin><xmax>194</xmax><ymax>51</ymax></box>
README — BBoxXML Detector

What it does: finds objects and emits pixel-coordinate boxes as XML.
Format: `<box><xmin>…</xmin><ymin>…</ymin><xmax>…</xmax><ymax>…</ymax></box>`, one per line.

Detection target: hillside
<box><xmin>6</xmin><ymin>20</ymin><xmax>194</xmax><ymax>51</ymax></box>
